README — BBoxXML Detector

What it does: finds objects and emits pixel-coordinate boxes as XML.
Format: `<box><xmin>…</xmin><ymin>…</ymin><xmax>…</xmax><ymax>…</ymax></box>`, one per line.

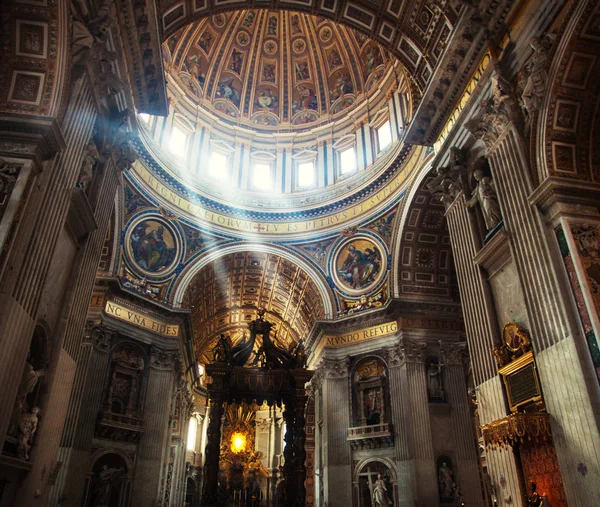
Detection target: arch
<box><xmin>391</xmin><ymin>156</ymin><xmax>433</xmax><ymax>298</ymax></box>
<box><xmin>172</xmin><ymin>242</ymin><xmax>335</xmax><ymax>318</ymax></box>
<box><xmin>534</xmin><ymin>0</ymin><xmax>600</xmax><ymax>185</ymax></box>
<box><xmin>85</xmin><ymin>451</ymin><xmax>132</xmax><ymax>507</ymax></box>
<box><xmin>354</xmin><ymin>457</ymin><xmax>398</xmax><ymax>482</ymax></box>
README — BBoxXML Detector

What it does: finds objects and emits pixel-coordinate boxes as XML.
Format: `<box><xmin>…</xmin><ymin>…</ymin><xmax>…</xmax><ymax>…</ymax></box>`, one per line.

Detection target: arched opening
<box><xmin>85</xmin><ymin>452</ymin><xmax>130</xmax><ymax>507</ymax></box>
<box><xmin>181</xmin><ymin>250</ymin><xmax>330</xmax><ymax>363</ymax></box>
<box><xmin>185</xmin><ymin>477</ymin><xmax>197</xmax><ymax>507</ymax></box>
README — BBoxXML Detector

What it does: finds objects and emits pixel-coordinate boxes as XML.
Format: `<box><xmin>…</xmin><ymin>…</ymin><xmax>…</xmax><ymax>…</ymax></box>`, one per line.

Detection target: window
<box><xmin>187</xmin><ymin>416</ymin><xmax>198</xmax><ymax>451</ymax></box>
<box><xmin>252</xmin><ymin>163</ymin><xmax>273</xmax><ymax>190</ymax></box>
<box><xmin>339</xmin><ymin>147</ymin><xmax>356</xmax><ymax>175</ymax></box>
<box><xmin>208</xmin><ymin>151</ymin><xmax>230</xmax><ymax>183</ymax></box>
<box><xmin>169</xmin><ymin>126</ymin><xmax>188</xmax><ymax>155</ymax></box>
<box><xmin>297</xmin><ymin>161</ymin><xmax>315</xmax><ymax>188</ymax></box>
<box><xmin>376</xmin><ymin>120</ymin><xmax>392</xmax><ymax>152</ymax></box>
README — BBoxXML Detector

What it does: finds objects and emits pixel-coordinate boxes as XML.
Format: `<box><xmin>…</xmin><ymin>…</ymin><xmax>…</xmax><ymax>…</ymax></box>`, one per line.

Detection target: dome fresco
<box><xmin>164</xmin><ymin>9</ymin><xmax>397</xmax><ymax>131</ymax></box>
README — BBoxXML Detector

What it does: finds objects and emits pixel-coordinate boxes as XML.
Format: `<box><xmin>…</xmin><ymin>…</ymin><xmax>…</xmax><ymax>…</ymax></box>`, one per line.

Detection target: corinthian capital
<box><xmin>84</xmin><ymin>322</ymin><xmax>115</xmax><ymax>352</ymax></box>
<box><xmin>398</xmin><ymin>339</ymin><xmax>426</xmax><ymax>364</ymax></box>
<box><xmin>150</xmin><ymin>346</ymin><xmax>178</xmax><ymax>370</ymax></box>
<box><xmin>464</xmin><ymin>72</ymin><xmax>517</xmax><ymax>152</ymax></box>
<box><xmin>317</xmin><ymin>357</ymin><xmax>349</xmax><ymax>380</ymax></box>
<box><xmin>440</xmin><ymin>341</ymin><xmax>468</xmax><ymax>366</ymax></box>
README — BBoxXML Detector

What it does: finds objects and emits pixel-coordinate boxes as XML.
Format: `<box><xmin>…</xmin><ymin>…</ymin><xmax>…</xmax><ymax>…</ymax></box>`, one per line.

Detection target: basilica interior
<box><xmin>0</xmin><ymin>0</ymin><xmax>599</xmax><ymax>506</ymax></box>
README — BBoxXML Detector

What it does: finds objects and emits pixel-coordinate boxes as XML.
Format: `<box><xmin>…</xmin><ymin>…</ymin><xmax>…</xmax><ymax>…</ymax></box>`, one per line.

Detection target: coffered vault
<box><xmin>182</xmin><ymin>251</ymin><xmax>328</xmax><ymax>363</ymax></box>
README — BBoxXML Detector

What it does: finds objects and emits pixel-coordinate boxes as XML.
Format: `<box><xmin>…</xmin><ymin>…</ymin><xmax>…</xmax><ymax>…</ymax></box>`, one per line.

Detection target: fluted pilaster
<box><xmin>0</xmin><ymin>77</ymin><xmax>97</xmax><ymax>443</ymax></box>
<box><xmin>486</xmin><ymin>124</ymin><xmax>600</xmax><ymax>505</ymax></box>
<box><xmin>319</xmin><ymin>357</ymin><xmax>352</xmax><ymax>507</ymax></box>
<box><xmin>49</xmin><ymin>327</ymin><xmax>114</xmax><ymax>507</ymax></box>
<box><xmin>400</xmin><ymin>342</ymin><xmax>437</xmax><ymax>506</ymax></box>
<box><xmin>131</xmin><ymin>348</ymin><xmax>177</xmax><ymax>505</ymax></box>
<box><xmin>383</xmin><ymin>346</ymin><xmax>416</xmax><ymax>505</ymax></box>
<box><xmin>441</xmin><ymin>344</ymin><xmax>484</xmax><ymax>506</ymax></box>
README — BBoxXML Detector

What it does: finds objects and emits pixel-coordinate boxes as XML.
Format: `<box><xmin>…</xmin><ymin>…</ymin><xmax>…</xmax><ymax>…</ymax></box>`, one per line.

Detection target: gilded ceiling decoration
<box><xmin>397</xmin><ymin>177</ymin><xmax>456</xmax><ymax>300</ymax></box>
<box><xmin>165</xmin><ymin>10</ymin><xmax>398</xmax><ymax>130</ymax></box>
<box><xmin>158</xmin><ymin>0</ymin><xmax>460</xmax><ymax>94</ymax></box>
<box><xmin>182</xmin><ymin>251</ymin><xmax>326</xmax><ymax>362</ymax></box>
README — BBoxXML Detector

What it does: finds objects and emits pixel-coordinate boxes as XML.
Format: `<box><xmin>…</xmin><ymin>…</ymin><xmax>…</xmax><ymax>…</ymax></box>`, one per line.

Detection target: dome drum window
<box><xmin>208</xmin><ymin>139</ymin><xmax>234</xmax><ymax>184</ymax></box>
<box><xmin>292</xmin><ymin>150</ymin><xmax>318</xmax><ymax>191</ymax></box>
<box><xmin>250</xmin><ymin>151</ymin><xmax>276</xmax><ymax>191</ymax></box>
<box><xmin>333</xmin><ymin>134</ymin><xmax>357</xmax><ymax>179</ymax></box>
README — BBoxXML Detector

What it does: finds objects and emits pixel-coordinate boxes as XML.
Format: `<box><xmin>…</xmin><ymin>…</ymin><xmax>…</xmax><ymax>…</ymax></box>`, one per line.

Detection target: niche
<box><xmin>352</xmin><ymin>357</ymin><xmax>389</xmax><ymax>427</ymax></box>
<box><xmin>104</xmin><ymin>344</ymin><xmax>146</xmax><ymax>418</ymax></box>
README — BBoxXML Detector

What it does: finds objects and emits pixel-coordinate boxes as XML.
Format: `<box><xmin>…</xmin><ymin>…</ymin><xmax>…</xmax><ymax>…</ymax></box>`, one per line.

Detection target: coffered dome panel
<box><xmin>166</xmin><ymin>9</ymin><xmax>398</xmax><ymax>131</ymax></box>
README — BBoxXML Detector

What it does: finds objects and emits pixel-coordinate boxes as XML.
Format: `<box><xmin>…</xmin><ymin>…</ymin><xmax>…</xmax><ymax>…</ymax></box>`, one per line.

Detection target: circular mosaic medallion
<box><xmin>213</xmin><ymin>14</ymin><xmax>226</xmax><ymax>28</ymax></box>
<box><xmin>263</xmin><ymin>40</ymin><xmax>278</xmax><ymax>55</ymax></box>
<box><xmin>319</xmin><ymin>26</ymin><xmax>332</xmax><ymax>43</ymax></box>
<box><xmin>237</xmin><ymin>31</ymin><xmax>250</xmax><ymax>47</ymax></box>
<box><xmin>292</xmin><ymin>38</ymin><xmax>307</xmax><ymax>53</ymax></box>
<box><xmin>332</xmin><ymin>236</ymin><xmax>387</xmax><ymax>294</ymax></box>
<box><xmin>126</xmin><ymin>217</ymin><xmax>180</xmax><ymax>277</ymax></box>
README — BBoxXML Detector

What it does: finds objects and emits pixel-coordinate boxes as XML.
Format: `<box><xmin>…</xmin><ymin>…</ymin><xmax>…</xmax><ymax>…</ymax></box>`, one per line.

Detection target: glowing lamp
<box><xmin>231</xmin><ymin>432</ymin><xmax>247</xmax><ymax>453</ymax></box>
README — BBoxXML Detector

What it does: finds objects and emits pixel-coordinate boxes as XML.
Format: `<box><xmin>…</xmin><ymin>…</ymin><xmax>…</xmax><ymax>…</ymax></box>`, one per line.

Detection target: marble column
<box><xmin>318</xmin><ymin>357</ymin><xmax>352</xmax><ymax>507</ymax></box>
<box><xmin>441</xmin><ymin>343</ymin><xmax>484</xmax><ymax>507</ymax></box>
<box><xmin>131</xmin><ymin>348</ymin><xmax>177</xmax><ymax>506</ymax></box>
<box><xmin>48</xmin><ymin>325</ymin><xmax>115</xmax><ymax>507</ymax></box>
<box><xmin>383</xmin><ymin>345</ymin><xmax>416</xmax><ymax>505</ymax></box>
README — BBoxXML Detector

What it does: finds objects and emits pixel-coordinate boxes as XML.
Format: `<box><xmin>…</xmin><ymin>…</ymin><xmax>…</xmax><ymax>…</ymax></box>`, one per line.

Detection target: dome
<box><xmin>133</xmin><ymin>8</ymin><xmax>418</xmax><ymax>229</ymax></box>
<box><xmin>164</xmin><ymin>9</ymin><xmax>403</xmax><ymax>132</ymax></box>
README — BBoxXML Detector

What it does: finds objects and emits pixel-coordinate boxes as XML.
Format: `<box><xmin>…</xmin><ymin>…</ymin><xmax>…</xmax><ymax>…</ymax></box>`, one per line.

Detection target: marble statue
<box><xmin>438</xmin><ymin>462</ymin><xmax>454</xmax><ymax>498</ymax></box>
<box><xmin>427</xmin><ymin>362</ymin><xmax>444</xmax><ymax>400</ymax></box>
<box><xmin>521</xmin><ymin>37</ymin><xmax>551</xmax><ymax>122</ymax></box>
<box><xmin>465</xmin><ymin>168</ymin><xmax>502</xmax><ymax>231</ymax></box>
<box><xmin>90</xmin><ymin>465</ymin><xmax>125</xmax><ymax>507</ymax></box>
<box><xmin>373</xmin><ymin>473</ymin><xmax>391</xmax><ymax>506</ymax></box>
<box><xmin>9</xmin><ymin>360</ymin><xmax>45</xmax><ymax>435</ymax></box>
<box><xmin>78</xmin><ymin>140</ymin><xmax>99</xmax><ymax>188</ymax></box>
<box><xmin>17</xmin><ymin>407</ymin><xmax>40</xmax><ymax>460</ymax></box>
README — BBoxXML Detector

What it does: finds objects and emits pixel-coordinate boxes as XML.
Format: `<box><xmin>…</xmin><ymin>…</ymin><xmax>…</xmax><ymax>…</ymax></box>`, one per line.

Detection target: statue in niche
<box><xmin>9</xmin><ymin>359</ymin><xmax>45</xmax><ymax>435</ymax></box>
<box><xmin>520</xmin><ymin>36</ymin><xmax>553</xmax><ymax>125</ymax></box>
<box><xmin>77</xmin><ymin>139</ymin><xmax>99</xmax><ymax>189</ymax></box>
<box><xmin>427</xmin><ymin>362</ymin><xmax>444</xmax><ymax>401</ymax></box>
<box><xmin>17</xmin><ymin>407</ymin><xmax>40</xmax><ymax>460</ymax></box>
<box><xmin>437</xmin><ymin>462</ymin><xmax>454</xmax><ymax>499</ymax></box>
<box><xmin>373</xmin><ymin>473</ymin><xmax>392</xmax><ymax>506</ymax></box>
<box><xmin>465</xmin><ymin>166</ymin><xmax>502</xmax><ymax>231</ymax></box>
<box><xmin>90</xmin><ymin>465</ymin><xmax>126</xmax><ymax>507</ymax></box>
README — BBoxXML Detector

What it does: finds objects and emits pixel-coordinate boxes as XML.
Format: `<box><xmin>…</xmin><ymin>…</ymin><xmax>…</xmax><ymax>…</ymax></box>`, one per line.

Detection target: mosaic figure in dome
<box><xmin>262</xmin><ymin>62</ymin><xmax>276</xmax><ymax>83</ymax></box>
<box><xmin>197</xmin><ymin>31</ymin><xmax>212</xmax><ymax>53</ymax></box>
<box><xmin>216</xmin><ymin>77</ymin><xmax>241</xmax><ymax>107</ymax></box>
<box><xmin>295</xmin><ymin>60</ymin><xmax>310</xmax><ymax>81</ymax></box>
<box><xmin>229</xmin><ymin>49</ymin><xmax>244</xmax><ymax>74</ymax></box>
<box><xmin>267</xmin><ymin>16</ymin><xmax>277</xmax><ymax>36</ymax></box>
<box><xmin>338</xmin><ymin>243</ymin><xmax>381</xmax><ymax>290</ymax></box>
<box><xmin>130</xmin><ymin>221</ymin><xmax>176</xmax><ymax>273</ymax></box>
<box><xmin>365</xmin><ymin>45</ymin><xmax>383</xmax><ymax>75</ymax></box>
<box><xmin>256</xmin><ymin>89</ymin><xmax>278</xmax><ymax>110</ymax></box>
